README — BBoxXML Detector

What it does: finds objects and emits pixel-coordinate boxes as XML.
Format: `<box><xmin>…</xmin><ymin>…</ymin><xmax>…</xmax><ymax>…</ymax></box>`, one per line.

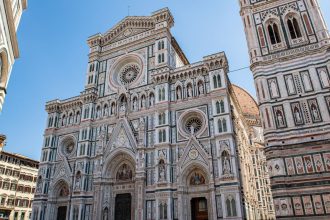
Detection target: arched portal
<box><xmin>99</xmin><ymin>151</ymin><xmax>137</xmax><ymax>220</ymax></box>
<box><xmin>52</xmin><ymin>180</ymin><xmax>70</xmax><ymax>220</ymax></box>
<box><xmin>178</xmin><ymin>163</ymin><xmax>214</xmax><ymax>220</ymax></box>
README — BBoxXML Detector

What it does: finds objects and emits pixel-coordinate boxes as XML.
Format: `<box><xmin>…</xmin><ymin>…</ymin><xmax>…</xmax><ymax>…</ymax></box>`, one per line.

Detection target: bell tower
<box><xmin>240</xmin><ymin>0</ymin><xmax>330</xmax><ymax>218</ymax></box>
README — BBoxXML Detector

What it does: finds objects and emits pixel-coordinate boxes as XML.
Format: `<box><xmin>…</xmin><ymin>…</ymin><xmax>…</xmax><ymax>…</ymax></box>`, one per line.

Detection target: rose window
<box><xmin>66</xmin><ymin>143</ymin><xmax>74</xmax><ymax>154</ymax></box>
<box><xmin>119</xmin><ymin>63</ymin><xmax>140</xmax><ymax>85</ymax></box>
<box><xmin>185</xmin><ymin>117</ymin><xmax>203</xmax><ymax>134</ymax></box>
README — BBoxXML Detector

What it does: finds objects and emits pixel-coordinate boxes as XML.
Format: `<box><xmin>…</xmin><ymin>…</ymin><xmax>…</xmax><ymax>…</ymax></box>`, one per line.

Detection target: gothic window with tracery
<box><xmin>213</xmin><ymin>74</ymin><xmax>222</xmax><ymax>89</ymax></box>
<box><xmin>218</xmin><ymin>118</ymin><xmax>227</xmax><ymax>133</ymax></box>
<box><xmin>268</xmin><ymin>21</ymin><xmax>281</xmax><ymax>45</ymax></box>
<box><xmin>158</xmin><ymin>87</ymin><xmax>166</xmax><ymax>101</ymax></box>
<box><xmin>216</xmin><ymin>100</ymin><xmax>225</xmax><ymax>114</ymax></box>
<box><xmin>226</xmin><ymin>196</ymin><xmax>237</xmax><ymax>217</ymax></box>
<box><xmin>158</xmin><ymin>112</ymin><xmax>166</xmax><ymax>125</ymax></box>
<box><xmin>158</xmin><ymin>129</ymin><xmax>166</xmax><ymax>143</ymax></box>
<box><xmin>287</xmin><ymin>16</ymin><xmax>302</xmax><ymax>39</ymax></box>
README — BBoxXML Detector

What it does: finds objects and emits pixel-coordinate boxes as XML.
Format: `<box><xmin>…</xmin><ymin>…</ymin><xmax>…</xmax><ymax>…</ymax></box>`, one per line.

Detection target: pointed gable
<box><xmin>178</xmin><ymin>136</ymin><xmax>210</xmax><ymax>171</ymax></box>
<box><xmin>105</xmin><ymin>118</ymin><xmax>137</xmax><ymax>158</ymax></box>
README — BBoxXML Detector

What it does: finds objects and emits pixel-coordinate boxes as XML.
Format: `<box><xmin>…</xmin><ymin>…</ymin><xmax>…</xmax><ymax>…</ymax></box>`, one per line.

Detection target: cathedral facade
<box><xmin>240</xmin><ymin>0</ymin><xmax>330</xmax><ymax>219</ymax></box>
<box><xmin>32</xmin><ymin>8</ymin><xmax>274</xmax><ymax>220</ymax></box>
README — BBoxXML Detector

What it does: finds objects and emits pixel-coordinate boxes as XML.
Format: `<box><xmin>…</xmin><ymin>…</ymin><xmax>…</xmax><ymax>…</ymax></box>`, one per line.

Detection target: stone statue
<box><xmin>150</xmin><ymin>95</ymin><xmax>154</xmax><ymax>106</ymax></box>
<box><xmin>311</xmin><ymin>105</ymin><xmax>319</xmax><ymax>120</ymax></box>
<box><xmin>141</xmin><ymin>96</ymin><xmax>146</xmax><ymax>108</ymax></box>
<box><xmin>159</xmin><ymin>161</ymin><xmax>166</xmax><ymax>181</ymax></box>
<box><xmin>75</xmin><ymin>175</ymin><xmax>81</xmax><ymax>190</ymax></box>
<box><xmin>133</xmin><ymin>99</ymin><xmax>137</xmax><ymax>111</ymax></box>
<box><xmin>277</xmin><ymin>111</ymin><xmax>284</xmax><ymax>126</ymax></box>
<box><xmin>188</xmin><ymin>85</ymin><xmax>193</xmax><ymax>97</ymax></box>
<box><xmin>177</xmin><ymin>87</ymin><xmax>182</xmax><ymax>100</ymax></box>
<box><xmin>199</xmin><ymin>83</ymin><xmax>204</xmax><ymax>94</ymax></box>
<box><xmin>190</xmin><ymin>125</ymin><xmax>195</xmax><ymax>135</ymax></box>
<box><xmin>223</xmin><ymin>156</ymin><xmax>231</xmax><ymax>174</ymax></box>
<box><xmin>294</xmin><ymin>108</ymin><xmax>301</xmax><ymax>122</ymax></box>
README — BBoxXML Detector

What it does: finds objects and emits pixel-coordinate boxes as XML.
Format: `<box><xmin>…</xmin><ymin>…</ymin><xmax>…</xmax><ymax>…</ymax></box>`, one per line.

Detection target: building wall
<box><xmin>0</xmin><ymin>0</ymin><xmax>27</xmax><ymax>111</ymax></box>
<box><xmin>0</xmin><ymin>150</ymin><xmax>38</xmax><ymax>220</ymax></box>
<box><xmin>32</xmin><ymin>8</ymin><xmax>274</xmax><ymax>220</ymax></box>
<box><xmin>239</xmin><ymin>0</ymin><xmax>330</xmax><ymax>218</ymax></box>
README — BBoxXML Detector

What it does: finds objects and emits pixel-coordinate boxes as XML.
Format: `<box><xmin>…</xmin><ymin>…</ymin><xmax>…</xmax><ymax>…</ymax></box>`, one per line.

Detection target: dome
<box><xmin>232</xmin><ymin>84</ymin><xmax>260</xmax><ymax>120</ymax></box>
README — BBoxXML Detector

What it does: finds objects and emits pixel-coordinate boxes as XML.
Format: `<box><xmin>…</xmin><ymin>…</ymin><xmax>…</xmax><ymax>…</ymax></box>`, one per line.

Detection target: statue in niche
<box><xmin>270</xmin><ymin>80</ymin><xmax>279</xmax><ymax>98</ymax></box>
<box><xmin>294</xmin><ymin>107</ymin><xmax>302</xmax><ymax>123</ymax></box>
<box><xmin>75</xmin><ymin>173</ymin><xmax>81</xmax><ymax>190</ymax></box>
<box><xmin>276</xmin><ymin>110</ymin><xmax>285</xmax><ymax>127</ymax></box>
<box><xmin>103</xmin><ymin>207</ymin><xmax>108</xmax><ymax>220</ymax></box>
<box><xmin>149</xmin><ymin>94</ymin><xmax>154</xmax><ymax>106</ymax></box>
<box><xmin>222</xmin><ymin>151</ymin><xmax>231</xmax><ymax>175</ymax></box>
<box><xmin>190</xmin><ymin>172</ymin><xmax>205</xmax><ymax>185</ymax></box>
<box><xmin>311</xmin><ymin>104</ymin><xmax>320</xmax><ymax>120</ymax></box>
<box><xmin>133</xmin><ymin>98</ymin><xmax>137</xmax><ymax>111</ymax></box>
<box><xmin>319</xmin><ymin>69</ymin><xmax>330</xmax><ymax>87</ymax></box>
<box><xmin>198</xmin><ymin>82</ymin><xmax>204</xmax><ymax>95</ymax></box>
<box><xmin>176</xmin><ymin>87</ymin><xmax>182</xmax><ymax>100</ymax></box>
<box><xmin>116</xmin><ymin>163</ymin><xmax>132</xmax><ymax>181</ymax></box>
<box><xmin>187</xmin><ymin>85</ymin><xmax>193</xmax><ymax>97</ymax></box>
<box><xmin>141</xmin><ymin>96</ymin><xmax>146</xmax><ymax>108</ymax></box>
<box><xmin>158</xmin><ymin>160</ymin><xmax>166</xmax><ymax>181</ymax></box>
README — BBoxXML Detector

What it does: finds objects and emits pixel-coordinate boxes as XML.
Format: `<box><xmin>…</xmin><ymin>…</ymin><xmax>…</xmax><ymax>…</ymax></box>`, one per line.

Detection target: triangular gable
<box><xmin>53</xmin><ymin>159</ymin><xmax>72</xmax><ymax>183</ymax></box>
<box><xmin>105</xmin><ymin>118</ymin><xmax>137</xmax><ymax>158</ymax></box>
<box><xmin>102</xmin><ymin>17</ymin><xmax>155</xmax><ymax>44</ymax></box>
<box><xmin>178</xmin><ymin>136</ymin><xmax>210</xmax><ymax>170</ymax></box>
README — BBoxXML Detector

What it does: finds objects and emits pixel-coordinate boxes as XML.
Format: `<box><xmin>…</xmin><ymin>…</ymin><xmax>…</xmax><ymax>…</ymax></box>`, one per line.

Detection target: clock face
<box><xmin>189</xmin><ymin>149</ymin><xmax>199</xmax><ymax>160</ymax></box>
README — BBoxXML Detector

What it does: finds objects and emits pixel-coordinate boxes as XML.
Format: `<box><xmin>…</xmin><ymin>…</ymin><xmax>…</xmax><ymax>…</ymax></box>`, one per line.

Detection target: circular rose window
<box><xmin>119</xmin><ymin>63</ymin><xmax>140</xmax><ymax>85</ymax></box>
<box><xmin>178</xmin><ymin>109</ymin><xmax>207</xmax><ymax>137</ymax></box>
<box><xmin>60</xmin><ymin>137</ymin><xmax>76</xmax><ymax>156</ymax></box>
<box><xmin>185</xmin><ymin>117</ymin><xmax>202</xmax><ymax>134</ymax></box>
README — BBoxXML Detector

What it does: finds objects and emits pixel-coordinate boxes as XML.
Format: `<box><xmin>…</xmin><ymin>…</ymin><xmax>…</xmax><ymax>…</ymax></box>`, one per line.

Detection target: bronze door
<box><xmin>191</xmin><ymin>198</ymin><xmax>208</xmax><ymax>220</ymax></box>
<box><xmin>115</xmin><ymin>193</ymin><xmax>132</xmax><ymax>220</ymax></box>
<box><xmin>57</xmin><ymin>206</ymin><xmax>67</xmax><ymax>220</ymax></box>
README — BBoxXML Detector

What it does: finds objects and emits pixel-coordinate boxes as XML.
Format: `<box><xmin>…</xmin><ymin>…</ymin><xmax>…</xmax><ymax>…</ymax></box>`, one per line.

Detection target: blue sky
<box><xmin>0</xmin><ymin>0</ymin><xmax>329</xmax><ymax>160</ymax></box>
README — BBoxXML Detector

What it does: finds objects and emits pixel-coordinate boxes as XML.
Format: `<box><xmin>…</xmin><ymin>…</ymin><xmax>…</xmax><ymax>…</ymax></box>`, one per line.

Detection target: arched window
<box><xmin>158</xmin><ymin>41</ymin><xmax>161</xmax><ymax>50</ymax></box>
<box><xmin>96</xmin><ymin>106</ymin><xmax>101</xmax><ymax>119</ymax></box>
<box><xmin>287</xmin><ymin>17</ymin><xmax>302</xmax><ymax>39</ymax></box>
<box><xmin>75</xmin><ymin>112</ymin><xmax>80</xmax><ymax>123</ymax></box>
<box><xmin>226</xmin><ymin>197</ymin><xmax>237</xmax><ymax>217</ymax></box>
<box><xmin>218</xmin><ymin>119</ymin><xmax>223</xmax><ymax>133</ymax></box>
<box><xmin>161</xmin><ymin>53</ymin><xmax>165</xmax><ymax>62</ymax></box>
<box><xmin>161</xmin><ymin>41</ymin><xmax>165</xmax><ymax>50</ymax></box>
<box><xmin>110</xmin><ymin>103</ymin><xmax>115</xmax><ymax>115</ymax></box>
<box><xmin>222</xmin><ymin>119</ymin><xmax>227</xmax><ymax>132</ymax></box>
<box><xmin>158</xmin><ymin>87</ymin><xmax>166</xmax><ymax>101</ymax></box>
<box><xmin>48</xmin><ymin>117</ymin><xmax>53</xmax><ymax>128</ymax></box>
<box><xmin>217</xmin><ymin>75</ymin><xmax>222</xmax><ymax>88</ymax></box>
<box><xmin>220</xmin><ymin>100</ymin><xmax>225</xmax><ymax>113</ymax></box>
<box><xmin>216</xmin><ymin>101</ymin><xmax>221</xmax><ymax>114</ymax></box>
<box><xmin>62</xmin><ymin>115</ymin><xmax>66</xmax><ymax>126</ymax></box>
<box><xmin>159</xmin><ymin>130</ymin><xmax>166</xmax><ymax>143</ymax></box>
<box><xmin>158</xmin><ymin>54</ymin><xmax>161</xmax><ymax>63</ymax></box>
<box><xmin>159</xmin><ymin>113</ymin><xmax>166</xmax><ymax>125</ymax></box>
<box><xmin>268</xmin><ymin>22</ymin><xmax>281</xmax><ymax>44</ymax></box>
<box><xmin>69</xmin><ymin>113</ymin><xmax>73</xmax><ymax>124</ymax></box>
<box><xmin>213</xmin><ymin>74</ymin><xmax>222</xmax><ymax>89</ymax></box>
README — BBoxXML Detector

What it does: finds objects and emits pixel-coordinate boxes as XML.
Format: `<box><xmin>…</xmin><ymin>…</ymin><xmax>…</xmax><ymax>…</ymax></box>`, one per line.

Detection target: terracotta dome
<box><xmin>232</xmin><ymin>85</ymin><xmax>259</xmax><ymax>118</ymax></box>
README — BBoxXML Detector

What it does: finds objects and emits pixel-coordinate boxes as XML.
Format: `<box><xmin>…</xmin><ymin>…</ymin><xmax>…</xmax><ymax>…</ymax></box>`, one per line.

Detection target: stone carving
<box><xmin>116</xmin><ymin>163</ymin><xmax>133</xmax><ymax>181</ymax></box>
<box><xmin>190</xmin><ymin>172</ymin><xmax>205</xmax><ymax>185</ymax></box>
<box><xmin>158</xmin><ymin>160</ymin><xmax>166</xmax><ymax>182</ymax></box>
<box><xmin>222</xmin><ymin>151</ymin><xmax>231</xmax><ymax>175</ymax></box>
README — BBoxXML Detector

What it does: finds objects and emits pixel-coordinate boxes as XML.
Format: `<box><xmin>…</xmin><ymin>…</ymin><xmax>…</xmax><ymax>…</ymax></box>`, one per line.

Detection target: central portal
<box><xmin>57</xmin><ymin>206</ymin><xmax>67</xmax><ymax>220</ymax></box>
<box><xmin>191</xmin><ymin>197</ymin><xmax>208</xmax><ymax>220</ymax></box>
<box><xmin>115</xmin><ymin>193</ymin><xmax>132</xmax><ymax>220</ymax></box>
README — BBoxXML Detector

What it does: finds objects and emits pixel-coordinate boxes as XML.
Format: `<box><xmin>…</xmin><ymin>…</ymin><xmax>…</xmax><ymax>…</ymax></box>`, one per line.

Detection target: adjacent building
<box><xmin>0</xmin><ymin>134</ymin><xmax>39</xmax><ymax>220</ymax></box>
<box><xmin>0</xmin><ymin>0</ymin><xmax>28</xmax><ymax>111</ymax></box>
<box><xmin>240</xmin><ymin>0</ymin><xmax>330</xmax><ymax>218</ymax></box>
<box><xmin>32</xmin><ymin>8</ymin><xmax>274</xmax><ymax>220</ymax></box>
